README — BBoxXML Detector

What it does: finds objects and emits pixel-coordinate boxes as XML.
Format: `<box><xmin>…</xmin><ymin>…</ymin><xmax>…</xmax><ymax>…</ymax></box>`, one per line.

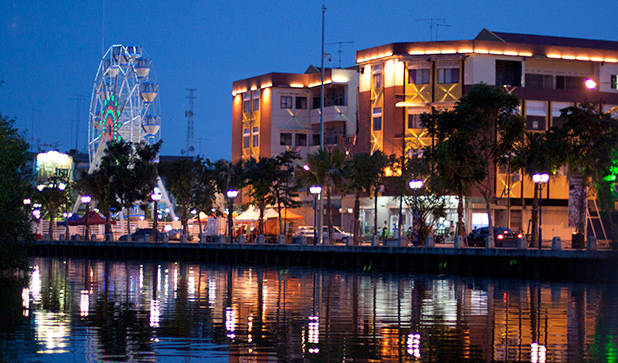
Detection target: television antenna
<box><xmin>326</xmin><ymin>40</ymin><xmax>354</xmax><ymax>68</ymax></box>
<box><xmin>415</xmin><ymin>18</ymin><xmax>450</xmax><ymax>41</ymax></box>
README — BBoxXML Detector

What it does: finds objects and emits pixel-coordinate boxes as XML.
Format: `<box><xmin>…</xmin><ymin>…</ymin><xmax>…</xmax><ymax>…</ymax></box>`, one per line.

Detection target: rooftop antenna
<box><xmin>435</xmin><ymin>23</ymin><xmax>451</xmax><ymax>41</ymax></box>
<box><xmin>183</xmin><ymin>88</ymin><xmax>196</xmax><ymax>156</ymax></box>
<box><xmin>326</xmin><ymin>40</ymin><xmax>354</xmax><ymax>68</ymax></box>
<box><xmin>415</xmin><ymin>18</ymin><xmax>449</xmax><ymax>41</ymax></box>
<box><xmin>69</xmin><ymin>95</ymin><xmax>85</xmax><ymax>151</ymax></box>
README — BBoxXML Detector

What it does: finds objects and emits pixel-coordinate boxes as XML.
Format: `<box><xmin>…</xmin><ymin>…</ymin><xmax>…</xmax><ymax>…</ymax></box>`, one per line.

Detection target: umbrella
<box><xmin>68</xmin><ymin>211</ymin><xmax>116</xmax><ymax>226</ymax></box>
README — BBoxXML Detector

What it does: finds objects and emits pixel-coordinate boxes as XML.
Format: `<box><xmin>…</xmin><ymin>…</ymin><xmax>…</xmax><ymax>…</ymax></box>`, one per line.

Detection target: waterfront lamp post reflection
<box><xmin>307</xmin><ymin>315</ymin><xmax>320</xmax><ymax>354</ymax></box>
<box><xmin>80</xmin><ymin>195</ymin><xmax>92</xmax><ymax>241</ymax></box>
<box><xmin>309</xmin><ymin>185</ymin><xmax>322</xmax><ymax>245</ymax></box>
<box><xmin>226</xmin><ymin>190</ymin><xmax>238</xmax><ymax>243</ymax></box>
<box><xmin>532</xmin><ymin>173</ymin><xmax>549</xmax><ymax>249</ymax></box>
<box><xmin>225</xmin><ymin>306</ymin><xmax>236</xmax><ymax>339</ymax></box>
<box><xmin>151</xmin><ymin>190</ymin><xmax>162</xmax><ymax>243</ymax></box>
<box><xmin>407</xmin><ymin>332</ymin><xmax>421</xmax><ymax>359</ymax></box>
<box><xmin>408</xmin><ymin>180</ymin><xmax>423</xmax><ymax>245</ymax></box>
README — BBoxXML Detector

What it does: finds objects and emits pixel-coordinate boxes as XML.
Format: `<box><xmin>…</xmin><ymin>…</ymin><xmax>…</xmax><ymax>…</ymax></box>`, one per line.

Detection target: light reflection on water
<box><xmin>0</xmin><ymin>257</ymin><xmax>616</xmax><ymax>361</ymax></box>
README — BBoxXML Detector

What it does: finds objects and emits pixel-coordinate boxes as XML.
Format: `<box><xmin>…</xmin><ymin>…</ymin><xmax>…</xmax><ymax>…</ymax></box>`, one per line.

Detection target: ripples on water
<box><xmin>0</xmin><ymin>257</ymin><xmax>616</xmax><ymax>362</ymax></box>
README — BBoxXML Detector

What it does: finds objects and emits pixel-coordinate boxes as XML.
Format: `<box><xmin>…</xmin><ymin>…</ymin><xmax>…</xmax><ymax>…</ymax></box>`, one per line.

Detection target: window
<box><xmin>243</xmin><ymin>128</ymin><xmax>250</xmax><ymax>148</ymax></box>
<box><xmin>312</xmin><ymin>134</ymin><xmax>320</xmax><ymax>146</ymax></box>
<box><xmin>437</xmin><ymin>68</ymin><xmax>459</xmax><ymax>84</ymax></box>
<box><xmin>280</xmin><ymin>132</ymin><xmax>292</xmax><ymax>146</ymax></box>
<box><xmin>252</xmin><ymin>127</ymin><xmax>259</xmax><ymax>147</ymax></box>
<box><xmin>373</xmin><ymin>117</ymin><xmax>382</xmax><ymax>131</ymax></box>
<box><xmin>243</xmin><ymin>100</ymin><xmax>251</xmax><ymax>113</ymax></box>
<box><xmin>525</xmin><ymin>74</ymin><xmax>553</xmax><ymax>89</ymax></box>
<box><xmin>612</xmin><ymin>75</ymin><xmax>618</xmax><ymax>90</ymax></box>
<box><xmin>295</xmin><ymin>133</ymin><xmax>307</xmax><ymax>146</ymax></box>
<box><xmin>295</xmin><ymin>96</ymin><xmax>307</xmax><ymax>109</ymax></box>
<box><xmin>408</xmin><ymin>114</ymin><xmax>422</xmax><ymax>129</ymax></box>
<box><xmin>556</xmin><ymin>76</ymin><xmax>586</xmax><ymax>90</ymax></box>
<box><xmin>372</xmin><ymin>107</ymin><xmax>382</xmax><ymax>115</ymax></box>
<box><xmin>372</xmin><ymin>65</ymin><xmax>383</xmax><ymax>90</ymax></box>
<box><xmin>526</xmin><ymin>116</ymin><xmax>545</xmax><ymax>130</ymax></box>
<box><xmin>326</xmin><ymin>85</ymin><xmax>346</xmax><ymax>106</ymax></box>
<box><xmin>495</xmin><ymin>60</ymin><xmax>522</xmax><ymax>86</ymax></box>
<box><xmin>252</xmin><ymin>96</ymin><xmax>259</xmax><ymax>111</ymax></box>
<box><xmin>280</xmin><ymin>95</ymin><xmax>293</xmax><ymax>109</ymax></box>
<box><xmin>409</xmin><ymin>69</ymin><xmax>430</xmax><ymax>84</ymax></box>
<box><xmin>312</xmin><ymin>97</ymin><xmax>321</xmax><ymax>109</ymax></box>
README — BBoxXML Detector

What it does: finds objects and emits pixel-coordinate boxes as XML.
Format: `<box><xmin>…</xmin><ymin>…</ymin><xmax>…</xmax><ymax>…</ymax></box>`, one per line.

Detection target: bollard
<box><xmin>278</xmin><ymin>234</ymin><xmax>285</xmax><ymax>245</ymax></box>
<box><xmin>238</xmin><ymin>235</ymin><xmax>245</xmax><ymax>244</ymax></box>
<box><xmin>199</xmin><ymin>233</ymin><xmax>205</xmax><ymax>244</ymax></box>
<box><xmin>59</xmin><ymin>234</ymin><xmax>64</xmax><ymax>240</ymax></box>
<box><xmin>91</xmin><ymin>234</ymin><xmax>97</xmax><ymax>241</ymax></box>
<box><xmin>455</xmin><ymin>235</ymin><xmax>465</xmax><ymax>248</ymax></box>
<box><xmin>587</xmin><ymin>235</ymin><xmax>597</xmax><ymax>251</ymax></box>
<box><xmin>257</xmin><ymin>235</ymin><xmax>264</xmax><ymax>245</ymax></box>
<box><xmin>105</xmin><ymin>233</ymin><xmax>113</xmax><ymax>241</ymax></box>
<box><xmin>217</xmin><ymin>235</ymin><xmax>225</xmax><ymax>244</ymax></box>
<box><xmin>518</xmin><ymin>237</ymin><xmax>527</xmax><ymax>249</ymax></box>
<box><xmin>426</xmin><ymin>235</ymin><xmax>434</xmax><ymax>248</ymax></box>
<box><xmin>552</xmin><ymin>236</ymin><xmax>562</xmax><ymax>250</ymax></box>
<box><xmin>180</xmin><ymin>235</ymin><xmax>186</xmax><ymax>243</ymax></box>
<box><xmin>299</xmin><ymin>235</ymin><xmax>306</xmax><ymax>245</ymax></box>
<box><xmin>44</xmin><ymin>234</ymin><xmax>50</xmax><ymax>240</ymax></box>
<box><xmin>371</xmin><ymin>235</ymin><xmax>376</xmax><ymax>247</ymax></box>
<box><xmin>345</xmin><ymin>236</ymin><xmax>350</xmax><ymax>246</ymax></box>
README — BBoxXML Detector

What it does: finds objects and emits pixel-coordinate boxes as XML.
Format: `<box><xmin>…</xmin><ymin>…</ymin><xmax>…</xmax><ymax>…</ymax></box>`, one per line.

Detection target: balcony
<box><xmin>310</xmin><ymin>105</ymin><xmax>349</xmax><ymax>124</ymax></box>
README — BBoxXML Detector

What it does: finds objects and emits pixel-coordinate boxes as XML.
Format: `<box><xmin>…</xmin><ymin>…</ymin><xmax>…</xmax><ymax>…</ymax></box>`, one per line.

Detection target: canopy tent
<box><xmin>235</xmin><ymin>205</ymin><xmax>261</xmax><ymax>223</ymax></box>
<box><xmin>68</xmin><ymin>211</ymin><xmax>115</xmax><ymax>226</ymax></box>
<box><xmin>56</xmin><ymin>213</ymin><xmax>83</xmax><ymax>226</ymax></box>
<box><xmin>194</xmin><ymin>211</ymin><xmax>227</xmax><ymax>223</ymax></box>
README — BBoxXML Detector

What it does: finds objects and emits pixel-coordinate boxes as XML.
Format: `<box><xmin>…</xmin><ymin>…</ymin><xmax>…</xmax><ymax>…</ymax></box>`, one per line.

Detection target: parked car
<box><xmin>466</xmin><ymin>227</ymin><xmax>523</xmax><ymax>247</ymax></box>
<box><xmin>119</xmin><ymin>228</ymin><xmax>166</xmax><ymax>242</ymax></box>
<box><xmin>167</xmin><ymin>229</ymin><xmax>192</xmax><ymax>241</ymax></box>
<box><xmin>295</xmin><ymin>226</ymin><xmax>351</xmax><ymax>242</ymax></box>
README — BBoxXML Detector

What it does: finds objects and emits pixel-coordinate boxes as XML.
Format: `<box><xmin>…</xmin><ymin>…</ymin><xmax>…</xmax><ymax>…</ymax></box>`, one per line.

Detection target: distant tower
<box><xmin>184</xmin><ymin>88</ymin><xmax>196</xmax><ymax>156</ymax></box>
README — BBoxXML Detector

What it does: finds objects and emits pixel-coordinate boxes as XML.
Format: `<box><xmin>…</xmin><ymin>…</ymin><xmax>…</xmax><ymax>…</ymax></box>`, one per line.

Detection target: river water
<box><xmin>0</xmin><ymin>257</ymin><xmax>616</xmax><ymax>362</ymax></box>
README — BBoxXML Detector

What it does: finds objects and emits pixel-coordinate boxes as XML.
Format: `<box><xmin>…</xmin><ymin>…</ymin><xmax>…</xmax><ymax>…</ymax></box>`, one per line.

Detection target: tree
<box><xmin>512</xmin><ymin>130</ymin><xmax>565</xmax><ymax>245</ymax></box>
<box><xmin>192</xmin><ymin>160</ymin><xmax>218</xmax><ymax>236</ymax></box>
<box><xmin>244</xmin><ymin>157</ymin><xmax>278</xmax><ymax>235</ymax></box>
<box><xmin>557</xmin><ymin>104</ymin><xmax>618</xmax><ymax>243</ymax></box>
<box><xmin>78</xmin><ymin>167</ymin><xmax>119</xmax><ymax>237</ymax></box>
<box><xmin>435</xmin><ymin>84</ymin><xmax>525</xmax><ymax>247</ymax></box>
<box><xmin>0</xmin><ymin>114</ymin><xmax>31</xmax><ymax>268</ymax></box>
<box><xmin>422</xmin><ymin>109</ymin><xmax>485</xmax><ymax>239</ymax></box>
<box><xmin>100</xmin><ymin>140</ymin><xmax>161</xmax><ymax>238</ymax></box>
<box><xmin>267</xmin><ymin>150</ymin><xmax>300</xmax><ymax>236</ymax></box>
<box><xmin>298</xmin><ymin>148</ymin><xmax>345</xmax><ymax>243</ymax></box>
<box><xmin>34</xmin><ymin>175</ymin><xmax>73</xmax><ymax>240</ymax></box>
<box><xmin>159</xmin><ymin>156</ymin><xmax>209</xmax><ymax>238</ymax></box>
<box><xmin>212</xmin><ymin>159</ymin><xmax>245</xmax><ymax>237</ymax></box>
<box><xmin>342</xmin><ymin>151</ymin><xmax>390</xmax><ymax>244</ymax></box>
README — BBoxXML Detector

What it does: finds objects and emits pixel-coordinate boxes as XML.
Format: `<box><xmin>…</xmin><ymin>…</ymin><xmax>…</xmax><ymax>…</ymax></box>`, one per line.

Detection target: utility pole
<box><xmin>185</xmin><ymin>88</ymin><xmax>196</xmax><ymax>156</ymax></box>
<box><xmin>69</xmin><ymin>96</ymin><xmax>85</xmax><ymax>151</ymax></box>
<box><xmin>326</xmin><ymin>40</ymin><xmax>354</xmax><ymax>68</ymax></box>
<box><xmin>415</xmin><ymin>18</ymin><xmax>449</xmax><ymax>41</ymax></box>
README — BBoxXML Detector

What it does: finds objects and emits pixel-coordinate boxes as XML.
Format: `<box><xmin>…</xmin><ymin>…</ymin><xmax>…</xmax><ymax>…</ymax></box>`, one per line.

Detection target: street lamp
<box><xmin>81</xmin><ymin>195</ymin><xmax>92</xmax><ymax>241</ymax></box>
<box><xmin>226</xmin><ymin>189</ymin><xmax>238</xmax><ymax>243</ymax></box>
<box><xmin>151</xmin><ymin>191</ymin><xmax>162</xmax><ymax>243</ymax></box>
<box><xmin>309</xmin><ymin>185</ymin><xmax>322</xmax><ymax>245</ymax></box>
<box><xmin>23</xmin><ymin>198</ymin><xmax>31</xmax><ymax>207</ymax></box>
<box><xmin>532</xmin><ymin>173</ymin><xmax>549</xmax><ymax>250</ymax></box>
<box><xmin>62</xmin><ymin>212</ymin><xmax>70</xmax><ymax>240</ymax></box>
<box><xmin>409</xmin><ymin>180</ymin><xmax>424</xmax><ymax>246</ymax></box>
<box><xmin>584</xmin><ymin>78</ymin><xmax>598</xmax><ymax>90</ymax></box>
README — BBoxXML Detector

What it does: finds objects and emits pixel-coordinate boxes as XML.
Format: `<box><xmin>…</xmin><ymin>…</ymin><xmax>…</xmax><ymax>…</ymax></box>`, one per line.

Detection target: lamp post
<box><xmin>81</xmin><ymin>195</ymin><xmax>92</xmax><ymax>241</ymax></box>
<box><xmin>408</xmin><ymin>180</ymin><xmax>424</xmax><ymax>246</ymax></box>
<box><xmin>226</xmin><ymin>190</ymin><xmax>238</xmax><ymax>243</ymax></box>
<box><xmin>310</xmin><ymin>185</ymin><xmax>322</xmax><ymax>245</ymax></box>
<box><xmin>151</xmin><ymin>191</ymin><xmax>162</xmax><ymax>243</ymax></box>
<box><xmin>532</xmin><ymin>173</ymin><xmax>549</xmax><ymax>250</ymax></box>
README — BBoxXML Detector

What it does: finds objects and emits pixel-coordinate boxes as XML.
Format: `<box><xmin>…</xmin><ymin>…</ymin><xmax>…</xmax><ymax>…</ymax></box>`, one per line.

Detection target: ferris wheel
<box><xmin>85</xmin><ymin>44</ymin><xmax>175</xmax><ymax>218</ymax></box>
<box><xmin>88</xmin><ymin>44</ymin><xmax>161</xmax><ymax>169</ymax></box>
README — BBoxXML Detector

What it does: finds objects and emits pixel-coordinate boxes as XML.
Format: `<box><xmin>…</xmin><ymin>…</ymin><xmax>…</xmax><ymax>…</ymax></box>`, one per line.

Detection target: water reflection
<box><xmin>0</xmin><ymin>257</ymin><xmax>616</xmax><ymax>361</ymax></box>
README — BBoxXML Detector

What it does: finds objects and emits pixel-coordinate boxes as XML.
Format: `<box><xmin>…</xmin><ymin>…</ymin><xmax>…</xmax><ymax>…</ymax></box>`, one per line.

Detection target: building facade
<box><xmin>353</xmin><ymin>29</ymin><xmax>618</xmax><ymax>240</ymax></box>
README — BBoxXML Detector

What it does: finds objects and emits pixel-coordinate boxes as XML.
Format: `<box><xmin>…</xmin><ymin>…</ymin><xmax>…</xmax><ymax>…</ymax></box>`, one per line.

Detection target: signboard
<box><xmin>568</xmin><ymin>176</ymin><xmax>586</xmax><ymax>228</ymax></box>
<box><xmin>35</xmin><ymin>151</ymin><xmax>73</xmax><ymax>185</ymax></box>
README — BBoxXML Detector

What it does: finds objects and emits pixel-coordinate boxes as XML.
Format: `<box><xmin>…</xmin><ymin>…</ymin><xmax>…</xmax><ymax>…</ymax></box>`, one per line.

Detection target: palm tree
<box><xmin>267</xmin><ymin>150</ymin><xmax>300</xmax><ymax>237</ymax></box>
<box><xmin>211</xmin><ymin>159</ymin><xmax>246</xmax><ymax>237</ymax></box>
<box><xmin>244</xmin><ymin>157</ymin><xmax>278</xmax><ymax>235</ymax></box>
<box><xmin>343</xmin><ymin>151</ymin><xmax>389</xmax><ymax>244</ymax></box>
<box><xmin>299</xmin><ymin>148</ymin><xmax>345</xmax><ymax>243</ymax></box>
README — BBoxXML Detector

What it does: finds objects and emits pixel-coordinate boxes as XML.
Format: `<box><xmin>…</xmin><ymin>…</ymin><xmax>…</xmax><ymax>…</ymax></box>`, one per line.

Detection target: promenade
<box><xmin>28</xmin><ymin>239</ymin><xmax>618</xmax><ymax>282</ymax></box>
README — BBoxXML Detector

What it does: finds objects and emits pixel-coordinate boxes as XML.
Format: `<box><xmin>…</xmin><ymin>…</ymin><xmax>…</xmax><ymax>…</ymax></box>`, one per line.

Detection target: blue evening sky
<box><xmin>1</xmin><ymin>0</ymin><xmax>616</xmax><ymax>160</ymax></box>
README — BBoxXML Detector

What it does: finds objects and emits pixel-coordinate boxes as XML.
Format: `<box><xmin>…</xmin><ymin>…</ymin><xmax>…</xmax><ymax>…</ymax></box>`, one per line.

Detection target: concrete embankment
<box><xmin>27</xmin><ymin>240</ymin><xmax>618</xmax><ymax>281</ymax></box>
